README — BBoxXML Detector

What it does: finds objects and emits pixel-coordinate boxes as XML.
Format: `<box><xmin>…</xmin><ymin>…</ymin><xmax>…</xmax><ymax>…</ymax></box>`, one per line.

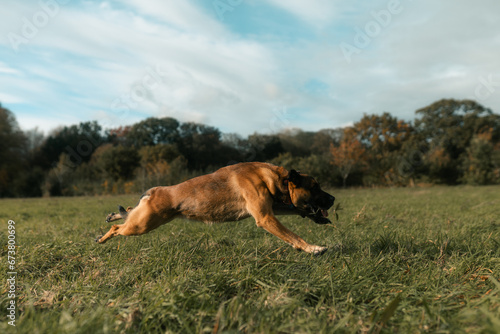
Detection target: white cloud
<box><xmin>16</xmin><ymin>111</ymin><xmax>81</xmax><ymax>132</ymax></box>
<box><xmin>0</xmin><ymin>0</ymin><xmax>283</xmax><ymax>134</ymax></box>
<box><xmin>0</xmin><ymin>61</ymin><xmax>19</xmax><ymax>74</ymax></box>
<box><xmin>270</xmin><ymin>0</ymin><xmax>500</xmax><ymax>127</ymax></box>
<box><xmin>265</xmin><ymin>0</ymin><xmax>340</xmax><ymax>28</ymax></box>
<box><xmin>0</xmin><ymin>92</ymin><xmax>23</xmax><ymax>104</ymax></box>
<box><xmin>1</xmin><ymin>0</ymin><xmax>500</xmax><ymax>136</ymax></box>
<box><xmin>121</xmin><ymin>0</ymin><xmax>229</xmax><ymax>37</ymax></box>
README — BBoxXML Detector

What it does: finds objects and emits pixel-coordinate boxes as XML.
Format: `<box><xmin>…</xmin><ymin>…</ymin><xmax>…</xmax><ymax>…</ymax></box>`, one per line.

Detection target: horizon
<box><xmin>4</xmin><ymin>97</ymin><xmax>498</xmax><ymax>139</ymax></box>
<box><xmin>1</xmin><ymin>0</ymin><xmax>499</xmax><ymax>136</ymax></box>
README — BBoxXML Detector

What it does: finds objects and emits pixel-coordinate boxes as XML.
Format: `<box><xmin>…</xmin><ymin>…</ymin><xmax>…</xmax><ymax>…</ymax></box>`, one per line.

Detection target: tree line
<box><xmin>1</xmin><ymin>98</ymin><xmax>499</xmax><ymax>198</ymax></box>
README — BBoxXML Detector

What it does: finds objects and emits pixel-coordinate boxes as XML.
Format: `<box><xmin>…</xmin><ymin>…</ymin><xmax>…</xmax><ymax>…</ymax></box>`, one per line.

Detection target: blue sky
<box><xmin>1</xmin><ymin>0</ymin><xmax>499</xmax><ymax>136</ymax></box>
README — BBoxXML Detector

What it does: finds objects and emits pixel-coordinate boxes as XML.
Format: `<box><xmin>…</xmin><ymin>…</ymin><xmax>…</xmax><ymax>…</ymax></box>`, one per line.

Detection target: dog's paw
<box><xmin>95</xmin><ymin>235</ymin><xmax>103</xmax><ymax>243</ymax></box>
<box><xmin>308</xmin><ymin>245</ymin><xmax>328</xmax><ymax>256</ymax></box>
<box><xmin>105</xmin><ymin>213</ymin><xmax>115</xmax><ymax>223</ymax></box>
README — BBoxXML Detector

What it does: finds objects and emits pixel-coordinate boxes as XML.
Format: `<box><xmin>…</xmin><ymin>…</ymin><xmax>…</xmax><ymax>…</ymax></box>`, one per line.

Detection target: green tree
<box><xmin>96</xmin><ymin>145</ymin><xmax>140</xmax><ymax>181</ymax></box>
<box><xmin>126</xmin><ymin>117</ymin><xmax>180</xmax><ymax>147</ymax></box>
<box><xmin>461</xmin><ymin>129</ymin><xmax>497</xmax><ymax>185</ymax></box>
<box><xmin>310</xmin><ymin>129</ymin><xmax>343</xmax><ymax>155</ymax></box>
<box><xmin>278</xmin><ymin>129</ymin><xmax>315</xmax><ymax>157</ymax></box>
<box><xmin>0</xmin><ymin>105</ymin><xmax>27</xmax><ymax>196</ymax></box>
<box><xmin>37</xmin><ymin>121</ymin><xmax>104</xmax><ymax>170</ymax></box>
<box><xmin>350</xmin><ymin>113</ymin><xmax>414</xmax><ymax>185</ymax></box>
<box><xmin>271</xmin><ymin>152</ymin><xmax>339</xmax><ymax>187</ymax></box>
<box><xmin>178</xmin><ymin>122</ymin><xmax>239</xmax><ymax>169</ymax></box>
<box><xmin>139</xmin><ymin>144</ymin><xmax>180</xmax><ymax>166</ymax></box>
<box><xmin>247</xmin><ymin>134</ymin><xmax>285</xmax><ymax>161</ymax></box>
<box><xmin>415</xmin><ymin>99</ymin><xmax>500</xmax><ymax>184</ymax></box>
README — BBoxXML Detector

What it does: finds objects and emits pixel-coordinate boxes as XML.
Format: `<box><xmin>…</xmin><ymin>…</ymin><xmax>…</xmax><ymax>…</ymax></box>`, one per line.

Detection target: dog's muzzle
<box><xmin>309</xmin><ymin>194</ymin><xmax>335</xmax><ymax>216</ymax></box>
<box><xmin>305</xmin><ymin>194</ymin><xmax>335</xmax><ymax>224</ymax></box>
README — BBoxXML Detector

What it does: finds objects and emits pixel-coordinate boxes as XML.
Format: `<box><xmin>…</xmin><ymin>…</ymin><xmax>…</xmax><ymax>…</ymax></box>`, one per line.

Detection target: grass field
<box><xmin>1</xmin><ymin>186</ymin><xmax>500</xmax><ymax>333</ymax></box>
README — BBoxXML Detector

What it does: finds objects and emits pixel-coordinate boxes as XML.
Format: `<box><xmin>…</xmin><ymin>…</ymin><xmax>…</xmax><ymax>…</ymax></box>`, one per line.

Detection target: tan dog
<box><xmin>96</xmin><ymin>162</ymin><xmax>335</xmax><ymax>255</ymax></box>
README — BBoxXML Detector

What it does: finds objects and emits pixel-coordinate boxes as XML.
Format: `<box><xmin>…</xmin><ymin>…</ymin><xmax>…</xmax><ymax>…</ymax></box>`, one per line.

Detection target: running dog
<box><xmin>96</xmin><ymin>162</ymin><xmax>335</xmax><ymax>255</ymax></box>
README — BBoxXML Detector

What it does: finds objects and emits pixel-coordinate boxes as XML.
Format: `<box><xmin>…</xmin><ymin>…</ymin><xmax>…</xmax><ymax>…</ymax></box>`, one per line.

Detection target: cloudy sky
<box><xmin>1</xmin><ymin>0</ymin><xmax>499</xmax><ymax>136</ymax></box>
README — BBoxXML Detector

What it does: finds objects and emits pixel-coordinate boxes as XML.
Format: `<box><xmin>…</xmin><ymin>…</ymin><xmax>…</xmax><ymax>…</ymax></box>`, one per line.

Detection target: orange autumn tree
<box><xmin>330</xmin><ymin>128</ymin><xmax>368</xmax><ymax>187</ymax></box>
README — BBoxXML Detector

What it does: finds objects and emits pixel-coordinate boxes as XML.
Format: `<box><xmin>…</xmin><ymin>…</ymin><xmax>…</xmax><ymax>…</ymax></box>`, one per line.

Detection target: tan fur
<box><xmin>96</xmin><ymin>162</ymin><xmax>332</xmax><ymax>255</ymax></box>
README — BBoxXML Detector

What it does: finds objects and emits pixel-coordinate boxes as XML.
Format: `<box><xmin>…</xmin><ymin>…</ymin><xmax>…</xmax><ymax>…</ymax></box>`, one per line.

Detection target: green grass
<box><xmin>1</xmin><ymin>186</ymin><xmax>500</xmax><ymax>333</ymax></box>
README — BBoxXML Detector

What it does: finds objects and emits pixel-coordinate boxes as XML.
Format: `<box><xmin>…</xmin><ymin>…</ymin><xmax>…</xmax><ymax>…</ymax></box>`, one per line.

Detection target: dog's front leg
<box><xmin>255</xmin><ymin>214</ymin><xmax>327</xmax><ymax>255</ymax></box>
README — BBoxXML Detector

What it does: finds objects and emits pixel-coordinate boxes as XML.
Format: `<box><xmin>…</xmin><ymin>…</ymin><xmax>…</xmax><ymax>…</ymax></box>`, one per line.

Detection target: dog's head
<box><xmin>287</xmin><ymin>169</ymin><xmax>335</xmax><ymax>223</ymax></box>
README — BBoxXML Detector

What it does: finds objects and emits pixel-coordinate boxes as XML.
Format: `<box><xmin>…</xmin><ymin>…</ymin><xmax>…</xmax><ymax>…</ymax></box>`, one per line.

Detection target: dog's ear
<box><xmin>288</xmin><ymin>169</ymin><xmax>301</xmax><ymax>186</ymax></box>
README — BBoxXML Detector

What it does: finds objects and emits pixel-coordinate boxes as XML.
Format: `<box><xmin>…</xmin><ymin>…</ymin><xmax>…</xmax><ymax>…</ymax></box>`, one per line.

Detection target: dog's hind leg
<box><xmin>97</xmin><ymin>194</ymin><xmax>177</xmax><ymax>244</ymax></box>
<box><xmin>96</xmin><ymin>212</ymin><xmax>176</xmax><ymax>244</ymax></box>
